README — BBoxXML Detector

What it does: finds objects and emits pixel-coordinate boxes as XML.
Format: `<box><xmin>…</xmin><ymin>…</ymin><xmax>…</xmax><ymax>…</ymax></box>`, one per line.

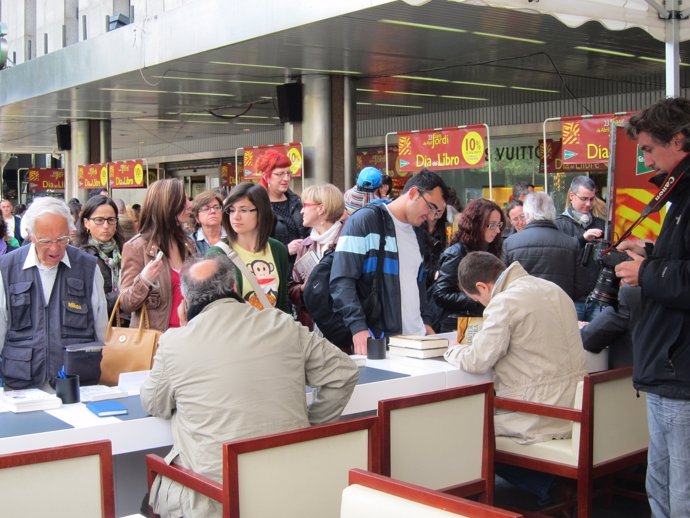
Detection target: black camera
<box><xmin>582</xmin><ymin>241</ymin><xmax>632</xmax><ymax>310</ymax></box>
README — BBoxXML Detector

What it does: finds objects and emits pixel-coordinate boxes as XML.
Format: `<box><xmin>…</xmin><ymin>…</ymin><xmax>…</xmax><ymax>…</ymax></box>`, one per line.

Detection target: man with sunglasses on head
<box><xmin>555</xmin><ymin>175</ymin><xmax>605</xmax><ymax>321</ymax></box>
<box><xmin>0</xmin><ymin>197</ymin><xmax>108</xmax><ymax>389</ymax></box>
<box><xmin>331</xmin><ymin>169</ymin><xmax>450</xmax><ymax>355</ymax></box>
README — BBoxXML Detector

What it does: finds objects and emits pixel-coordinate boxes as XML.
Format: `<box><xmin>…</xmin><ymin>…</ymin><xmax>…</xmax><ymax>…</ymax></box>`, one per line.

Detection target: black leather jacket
<box><xmin>431</xmin><ymin>242</ymin><xmax>485</xmax><ymax>332</ymax></box>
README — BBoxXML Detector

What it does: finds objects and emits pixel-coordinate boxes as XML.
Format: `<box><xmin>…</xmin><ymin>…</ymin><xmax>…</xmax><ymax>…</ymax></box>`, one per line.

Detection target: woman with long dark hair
<box><xmin>73</xmin><ymin>196</ymin><xmax>124</xmax><ymax>317</ymax></box>
<box><xmin>219</xmin><ymin>182</ymin><xmax>290</xmax><ymax>313</ymax></box>
<box><xmin>431</xmin><ymin>198</ymin><xmax>504</xmax><ymax>332</ymax></box>
<box><xmin>119</xmin><ymin>178</ymin><xmax>195</xmax><ymax>331</ymax></box>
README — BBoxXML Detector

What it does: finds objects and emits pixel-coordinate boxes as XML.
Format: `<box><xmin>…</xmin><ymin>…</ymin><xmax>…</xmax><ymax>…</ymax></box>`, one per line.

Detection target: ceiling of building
<box><xmin>0</xmin><ymin>1</ymin><xmax>688</xmax><ymax>157</ymax></box>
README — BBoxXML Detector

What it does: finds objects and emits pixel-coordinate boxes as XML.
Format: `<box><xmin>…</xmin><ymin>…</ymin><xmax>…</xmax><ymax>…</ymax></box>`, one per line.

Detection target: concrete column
<box><xmin>100</xmin><ymin>120</ymin><xmax>112</xmax><ymax>163</ymax></box>
<box><xmin>301</xmin><ymin>74</ymin><xmax>332</xmax><ymax>186</ymax></box>
<box><xmin>341</xmin><ymin>76</ymin><xmax>357</xmax><ymax>191</ymax></box>
<box><xmin>63</xmin><ymin>120</ymin><xmax>89</xmax><ymax>201</ymax></box>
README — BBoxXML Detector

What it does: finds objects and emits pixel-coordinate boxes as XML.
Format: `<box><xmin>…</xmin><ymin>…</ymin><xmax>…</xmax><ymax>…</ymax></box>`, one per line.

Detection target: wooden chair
<box><xmin>342</xmin><ymin>468</ymin><xmax>522</xmax><ymax>518</ymax></box>
<box><xmin>378</xmin><ymin>382</ymin><xmax>495</xmax><ymax>503</ymax></box>
<box><xmin>494</xmin><ymin>367</ymin><xmax>648</xmax><ymax>518</ymax></box>
<box><xmin>146</xmin><ymin>415</ymin><xmax>377</xmax><ymax>518</ymax></box>
<box><xmin>0</xmin><ymin>439</ymin><xmax>115</xmax><ymax>518</ymax></box>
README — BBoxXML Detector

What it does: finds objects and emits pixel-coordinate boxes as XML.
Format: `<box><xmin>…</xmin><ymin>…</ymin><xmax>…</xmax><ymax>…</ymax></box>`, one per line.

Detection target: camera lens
<box><xmin>588</xmin><ymin>266</ymin><xmax>621</xmax><ymax>309</ymax></box>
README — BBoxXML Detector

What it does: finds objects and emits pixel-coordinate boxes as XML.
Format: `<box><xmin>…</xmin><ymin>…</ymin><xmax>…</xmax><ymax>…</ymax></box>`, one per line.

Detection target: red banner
<box><xmin>539</xmin><ymin>139</ymin><xmax>608</xmax><ymax>173</ymax></box>
<box><xmin>220</xmin><ymin>162</ymin><xmax>240</xmax><ymax>187</ymax></box>
<box><xmin>28</xmin><ymin>168</ymin><xmax>64</xmax><ymax>191</ymax></box>
<box><xmin>242</xmin><ymin>143</ymin><xmax>303</xmax><ymax>180</ymax></box>
<box><xmin>108</xmin><ymin>159</ymin><xmax>147</xmax><ymax>188</ymax></box>
<box><xmin>561</xmin><ymin>114</ymin><xmax>628</xmax><ymax>165</ymax></box>
<box><xmin>611</xmin><ymin>125</ymin><xmax>665</xmax><ymax>242</ymax></box>
<box><xmin>356</xmin><ymin>146</ymin><xmax>411</xmax><ymax>192</ymax></box>
<box><xmin>397</xmin><ymin>126</ymin><xmax>486</xmax><ymax>172</ymax></box>
<box><xmin>78</xmin><ymin>163</ymin><xmax>108</xmax><ymax>189</ymax></box>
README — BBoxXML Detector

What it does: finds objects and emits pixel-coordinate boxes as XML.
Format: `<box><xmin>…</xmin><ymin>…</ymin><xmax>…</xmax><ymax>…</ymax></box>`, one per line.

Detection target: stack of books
<box><xmin>387</xmin><ymin>335</ymin><xmax>450</xmax><ymax>359</ymax></box>
<box><xmin>0</xmin><ymin>388</ymin><xmax>62</xmax><ymax>413</ymax></box>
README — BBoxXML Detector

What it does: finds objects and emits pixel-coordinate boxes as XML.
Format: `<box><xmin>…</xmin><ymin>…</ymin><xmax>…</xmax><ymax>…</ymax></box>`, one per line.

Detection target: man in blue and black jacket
<box><xmin>330</xmin><ymin>169</ymin><xmax>449</xmax><ymax>355</ymax></box>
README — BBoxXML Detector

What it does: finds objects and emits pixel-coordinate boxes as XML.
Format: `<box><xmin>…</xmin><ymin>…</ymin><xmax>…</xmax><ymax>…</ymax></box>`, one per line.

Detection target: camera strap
<box><xmin>612</xmin><ymin>169</ymin><xmax>686</xmax><ymax>247</ymax></box>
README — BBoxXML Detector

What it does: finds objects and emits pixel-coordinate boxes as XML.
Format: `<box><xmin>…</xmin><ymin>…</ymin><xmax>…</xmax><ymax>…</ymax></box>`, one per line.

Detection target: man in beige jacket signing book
<box><xmin>444</xmin><ymin>251</ymin><xmax>586</xmax><ymax>506</ymax></box>
<box><xmin>141</xmin><ymin>254</ymin><xmax>359</xmax><ymax>518</ymax></box>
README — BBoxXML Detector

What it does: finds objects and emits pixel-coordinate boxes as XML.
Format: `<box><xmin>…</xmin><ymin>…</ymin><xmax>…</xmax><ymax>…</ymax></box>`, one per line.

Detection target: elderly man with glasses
<box><xmin>330</xmin><ymin>169</ymin><xmax>450</xmax><ymax>355</ymax></box>
<box><xmin>555</xmin><ymin>175</ymin><xmax>606</xmax><ymax>321</ymax></box>
<box><xmin>0</xmin><ymin>197</ymin><xmax>107</xmax><ymax>389</ymax></box>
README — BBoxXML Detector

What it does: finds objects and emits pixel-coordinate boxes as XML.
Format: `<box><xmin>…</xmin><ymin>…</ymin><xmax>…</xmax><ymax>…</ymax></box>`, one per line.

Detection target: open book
<box><xmin>293</xmin><ymin>250</ymin><xmax>320</xmax><ymax>281</ymax></box>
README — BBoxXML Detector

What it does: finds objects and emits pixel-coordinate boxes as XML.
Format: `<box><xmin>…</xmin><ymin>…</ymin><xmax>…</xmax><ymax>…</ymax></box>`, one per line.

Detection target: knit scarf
<box><xmin>564</xmin><ymin>206</ymin><xmax>592</xmax><ymax>228</ymax></box>
<box><xmin>310</xmin><ymin>220</ymin><xmax>342</xmax><ymax>258</ymax></box>
<box><xmin>88</xmin><ymin>237</ymin><xmax>121</xmax><ymax>291</ymax></box>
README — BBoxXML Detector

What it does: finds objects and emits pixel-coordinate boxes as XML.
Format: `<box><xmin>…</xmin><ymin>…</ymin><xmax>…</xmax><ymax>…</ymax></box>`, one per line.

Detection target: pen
<box><xmin>367</xmin><ymin>328</ymin><xmax>375</xmax><ymax>338</ymax></box>
<box><xmin>57</xmin><ymin>366</ymin><xmax>66</xmax><ymax>379</ymax></box>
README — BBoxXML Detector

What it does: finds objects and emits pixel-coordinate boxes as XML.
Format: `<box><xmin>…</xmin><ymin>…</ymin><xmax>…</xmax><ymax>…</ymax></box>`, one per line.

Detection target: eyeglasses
<box><xmin>572</xmin><ymin>193</ymin><xmax>596</xmax><ymax>203</ymax></box>
<box><xmin>302</xmin><ymin>202</ymin><xmax>321</xmax><ymax>208</ymax></box>
<box><xmin>510</xmin><ymin>213</ymin><xmax>527</xmax><ymax>223</ymax></box>
<box><xmin>198</xmin><ymin>204</ymin><xmax>222</xmax><ymax>213</ymax></box>
<box><xmin>486</xmin><ymin>221</ymin><xmax>504</xmax><ymax>230</ymax></box>
<box><xmin>272</xmin><ymin>171</ymin><xmax>291</xmax><ymax>178</ymax></box>
<box><xmin>225</xmin><ymin>207</ymin><xmax>258</xmax><ymax>215</ymax></box>
<box><xmin>35</xmin><ymin>236</ymin><xmax>70</xmax><ymax>247</ymax></box>
<box><xmin>419</xmin><ymin>192</ymin><xmax>445</xmax><ymax>217</ymax></box>
<box><xmin>88</xmin><ymin>217</ymin><xmax>118</xmax><ymax>226</ymax></box>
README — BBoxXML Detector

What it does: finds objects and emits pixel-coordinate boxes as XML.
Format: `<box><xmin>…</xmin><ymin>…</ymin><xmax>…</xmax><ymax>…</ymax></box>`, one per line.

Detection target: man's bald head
<box><xmin>181</xmin><ymin>255</ymin><xmax>238</xmax><ymax>319</ymax></box>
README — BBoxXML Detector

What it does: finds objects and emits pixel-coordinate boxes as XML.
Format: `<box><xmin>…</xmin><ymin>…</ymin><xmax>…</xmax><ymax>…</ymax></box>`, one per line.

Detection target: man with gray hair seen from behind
<box><xmin>0</xmin><ymin>197</ymin><xmax>108</xmax><ymax>389</ymax></box>
<box><xmin>504</xmin><ymin>192</ymin><xmax>586</xmax><ymax>301</ymax></box>
<box><xmin>555</xmin><ymin>175</ymin><xmax>605</xmax><ymax>320</ymax></box>
<box><xmin>141</xmin><ymin>254</ymin><xmax>359</xmax><ymax>518</ymax></box>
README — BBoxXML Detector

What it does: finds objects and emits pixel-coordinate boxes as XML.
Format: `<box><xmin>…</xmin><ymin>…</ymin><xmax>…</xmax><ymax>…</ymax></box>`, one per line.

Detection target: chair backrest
<box><xmin>588</xmin><ymin>367</ymin><xmax>648</xmax><ymax>465</ymax></box>
<box><xmin>0</xmin><ymin>439</ymin><xmax>115</xmax><ymax>518</ymax></box>
<box><xmin>342</xmin><ymin>469</ymin><xmax>522</xmax><ymax>518</ymax></box>
<box><xmin>378</xmin><ymin>382</ymin><xmax>494</xmax><ymax>497</ymax></box>
<box><xmin>223</xmin><ymin>416</ymin><xmax>377</xmax><ymax>518</ymax></box>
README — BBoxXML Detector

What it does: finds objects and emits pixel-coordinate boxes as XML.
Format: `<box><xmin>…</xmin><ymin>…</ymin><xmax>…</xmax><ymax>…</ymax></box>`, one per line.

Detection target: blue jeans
<box><xmin>646</xmin><ymin>392</ymin><xmax>690</xmax><ymax>518</ymax></box>
<box><xmin>574</xmin><ymin>299</ymin><xmax>602</xmax><ymax>322</ymax></box>
<box><xmin>496</xmin><ymin>464</ymin><xmax>556</xmax><ymax>506</ymax></box>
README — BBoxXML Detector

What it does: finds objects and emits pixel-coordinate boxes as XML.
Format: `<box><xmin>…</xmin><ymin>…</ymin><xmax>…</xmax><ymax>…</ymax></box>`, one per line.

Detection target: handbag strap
<box><xmin>213</xmin><ymin>241</ymin><xmax>273</xmax><ymax>309</ymax></box>
<box><xmin>107</xmin><ymin>291</ymin><xmax>149</xmax><ymax>342</ymax></box>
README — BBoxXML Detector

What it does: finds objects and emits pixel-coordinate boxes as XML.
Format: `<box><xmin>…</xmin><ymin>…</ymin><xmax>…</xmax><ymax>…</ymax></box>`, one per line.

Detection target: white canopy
<box><xmin>448</xmin><ymin>0</ymin><xmax>690</xmax><ymax>95</ymax></box>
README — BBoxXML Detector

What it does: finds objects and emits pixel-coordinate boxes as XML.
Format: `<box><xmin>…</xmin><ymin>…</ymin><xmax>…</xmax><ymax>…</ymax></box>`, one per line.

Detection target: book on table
<box><xmin>85</xmin><ymin>400</ymin><xmax>128</xmax><ymax>417</ymax></box>
<box><xmin>387</xmin><ymin>334</ymin><xmax>450</xmax><ymax>350</ymax></box>
<box><xmin>0</xmin><ymin>388</ymin><xmax>62</xmax><ymax>413</ymax></box>
<box><xmin>79</xmin><ymin>385</ymin><xmax>128</xmax><ymax>402</ymax></box>
<box><xmin>388</xmin><ymin>345</ymin><xmax>448</xmax><ymax>359</ymax></box>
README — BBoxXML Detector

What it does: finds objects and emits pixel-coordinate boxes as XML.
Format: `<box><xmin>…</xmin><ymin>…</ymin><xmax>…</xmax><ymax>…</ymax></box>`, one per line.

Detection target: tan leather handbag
<box><xmin>99</xmin><ymin>295</ymin><xmax>161</xmax><ymax>386</ymax></box>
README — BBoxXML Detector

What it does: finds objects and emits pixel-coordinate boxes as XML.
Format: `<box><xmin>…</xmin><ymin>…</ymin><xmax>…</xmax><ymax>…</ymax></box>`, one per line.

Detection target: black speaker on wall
<box><xmin>56</xmin><ymin>124</ymin><xmax>71</xmax><ymax>151</ymax></box>
<box><xmin>276</xmin><ymin>83</ymin><xmax>303</xmax><ymax>123</ymax></box>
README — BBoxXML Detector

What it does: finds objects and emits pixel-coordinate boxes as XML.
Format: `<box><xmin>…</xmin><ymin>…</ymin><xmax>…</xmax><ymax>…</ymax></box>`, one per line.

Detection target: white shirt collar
<box><xmin>23</xmin><ymin>243</ymin><xmax>72</xmax><ymax>271</ymax></box>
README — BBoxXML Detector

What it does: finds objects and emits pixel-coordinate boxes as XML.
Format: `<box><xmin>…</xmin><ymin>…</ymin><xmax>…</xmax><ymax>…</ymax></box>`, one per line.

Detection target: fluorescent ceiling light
<box><xmin>452</xmin><ymin>80</ymin><xmax>506</xmax><ymax>88</ymax></box>
<box><xmin>234</xmin><ymin>122</ymin><xmax>277</xmax><ymax>126</ymax></box>
<box><xmin>384</xmin><ymin>90</ymin><xmax>437</xmax><ymax>97</ymax></box>
<box><xmin>472</xmin><ymin>31</ymin><xmax>544</xmax><ymax>44</ymax></box>
<box><xmin>210</xmin><ymin>61</ymin><xmax>284</xmax><ymax>70</ymax></box>
<box><xmin>574</xmin><ymin>46</ymin><xmax>635</xmax><ymax>58</ymax></box>
<box><xmin>293</xmin><ymin>67</ymin><xmax>360</xmax><ymax>75</ymax></box>
<box><xmin>186</xmin><ymin>120</ymin><xmax>231</xmax><ymax>125</ymax></box>
<box><xmin>174</xmin><ymin>91</ymin><xmax>235</xmax><ymax>97</ymax></box>
<box><xmin>131</xmin><ymin>118</ymin><xmax>180</xmax><ymax>123</ymax></box>
<box><xmin>154</xmin><ymin>75</ymin><xmax>281</xmax><ymax>86</ymax></box>
<box><xmin>393</xmin><ymin>75</ymin><xmax>449</xmax><ymax>83</ymax></box>
<box><xmin>357</xmin><ymin>88</ymin><xmax>379</xmax><ymax>93</ymax></box>
<box><xmin>379</xmin><ymin>19</ymin><xmax>466</xmax><ymax>33</ymax></box>
<box><xmin>356</xmin><ymin>102</ymin><xmax>373</xmax><ymax>106</ymax></box>
<box><xmin>55</xmin><ymin>108</ymin><xmax>142</xmax><ymax>115</ymax></box>
<box><xmin>5</xmin><ymin>114</ymin><xmax>50</xmax><ymax>118</ymax></box>
<box><xmin>372</xmin><ymin>103</ymin><xmax>424</xmax><ymax>109</ymax></box>
<box><xmin>100</xmin><ymin>88</ymin><xmax>168</xmax><ymax>94</ymax></box>
<box><xmin>639</xmin><ymin>56</ymin><xmax>690</xmax><ymax>67</ymax></box>
<box><xmin>441</xmin><ymin>95</ymin><xmax>488</xmax><ymax>101</ymax></box>
<box><xmin>510</xmin><ymin>86</ymin><xmax>559</xmax><ymax>93</ymax></box>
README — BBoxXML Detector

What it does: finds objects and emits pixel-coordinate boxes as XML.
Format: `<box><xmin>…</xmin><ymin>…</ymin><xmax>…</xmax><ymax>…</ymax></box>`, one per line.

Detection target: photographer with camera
<box><xmin>615</xmin><ymin>97</ymin><xmax>690</xmax><ymax>518</ymax></box>
<box><xmin>555</xmin><ymin>176</ymin><xmax>605</xmax><ymax>321</ymax></box>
